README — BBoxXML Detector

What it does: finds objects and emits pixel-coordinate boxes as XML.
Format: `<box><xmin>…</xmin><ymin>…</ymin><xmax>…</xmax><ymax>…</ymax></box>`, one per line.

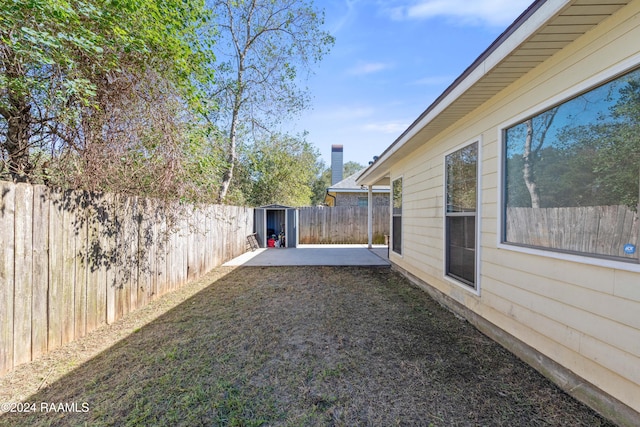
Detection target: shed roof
<box><xmin>258</xmin><ymin>204</ymin><xmax>293</xmax><ymax>209</ymax></box>
<box><xmin>357</xmin><ymin>0</ymin><xmax>631</xmax><ymax>186</ymax></box>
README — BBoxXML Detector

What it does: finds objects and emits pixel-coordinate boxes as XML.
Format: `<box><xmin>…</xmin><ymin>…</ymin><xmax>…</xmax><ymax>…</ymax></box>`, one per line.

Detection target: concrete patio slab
<box><xmin>223</xmin><ymin>244</ymin><xmax>390</xmax><ymax>267</ymax></box>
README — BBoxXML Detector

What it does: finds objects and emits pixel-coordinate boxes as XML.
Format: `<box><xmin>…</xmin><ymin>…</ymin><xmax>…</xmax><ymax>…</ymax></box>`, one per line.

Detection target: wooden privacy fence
<box><xmin>0</xmin><ymin>182</ymin><xmax>253</xmax><ymax>375</ymax></box>
<box><xmin>298</xmin><ymin>206</ymin><xmax>390</xmax><ymax>244</ymax></box>
<box><xmin>506</xmin><ymin>205</ymin><xmax>639</xmax><ymax>259</ymax></box>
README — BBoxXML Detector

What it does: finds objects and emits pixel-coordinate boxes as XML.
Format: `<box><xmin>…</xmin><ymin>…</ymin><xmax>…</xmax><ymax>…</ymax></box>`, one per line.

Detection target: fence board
<box><xmin>179</xmin><ymin>215</ymin><xmax>188</xmax><ymax>286</ymax></box>
<box><xmin>48</xmin><ymin>190</ymin><xmax>64</xmax><ymax>351</ymax></box>
<box><xmin>211</xmin><ymin>206</ymin><xmax>221</xmax><ymax>266</ymax></box>
<box><xmin>199</xmin><ymin>208</ymin><xmax>207</xmax><ymax>272</ymax></box>
<box><xmin>61</xmin><ymin>190</ymin><xmax>76</xmax><ymax>345</ymax></box>
<box><xmin>32</xmin><ymin>185</ymin><xmax>49</xmax><ymax>359</ymax></box>
<box><xmin>105</xmin><ymin>194</ymin><xmax>117</xmax><ymax>325</ymax></box>
<box><xmin>178</xmin><ymin>215</ymin><xmax>185</xmax><ymax>285</ymax></box>
<box><xmin>0</xmin><ymin>182</ymin><xmax>15</xmax><ymax>374</ymax></box>
<box><xmin>118</xmin><ymin>195</ymin><xmax>134</xmax><ymax>318</ymax></box>
<box><xmin>74</xmin><ymin>191</ymin><xmax>88</xmax><ymax>339</ymax></box>
<box><xmin>149</xmin><ymin>199</ymin><xmax>160</xmax><ymax>301</ymax></box>
<box><xmin>165</xmin><ymin>206</ymin><xmax>174</xmax><ymax>293</ymax></box>
<box><xmin>137</xmin><ymin>198</ymin><xmax>151</xmax><ymax>308</ymax></box>
<box><xmin>168</xmin><ymin>215</ymin><xmax>176</xmax><ymax>291</ymax></box>
<box><xmin>85</xmin><ymin>194</ymin><xmax>99</xmax><ymax>332</ymax></box>
<box><xmin>187</xmin><ymin>208</ymin><xmax>198</xmax><ymax>281</ymax></box>
<box><xmin>131</xmin><ymin>197</ymin><xmax>140</xmax><ymax>312</ymax></box>
<box><xmin>156</xmin><ymin>207</ymin><xmax>167</xmax><ymax>298</ymax></box>
<box><xmin>94</xmin><ymin>193</ymin><xmax>109</xmax><ymax>327</ymax></box>
<box><xmin>13</xmin><ymin>184</ymin><xmax>33</xmax><ymax>365</ymax></box>
<box><xmin>119</xmin><ymin>196</ymin><xmax>131</xmax><ymax>317</ymax></box>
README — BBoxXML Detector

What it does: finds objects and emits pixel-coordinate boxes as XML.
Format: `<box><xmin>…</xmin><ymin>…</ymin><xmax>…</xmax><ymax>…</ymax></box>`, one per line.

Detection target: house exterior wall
<box><xmin>387</xmin><ymin>2</ymin><xmax>640</xmax><ymax>420</ymax></box>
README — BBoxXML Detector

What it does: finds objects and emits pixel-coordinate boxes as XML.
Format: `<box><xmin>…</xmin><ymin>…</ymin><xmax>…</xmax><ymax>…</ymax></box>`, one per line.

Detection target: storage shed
<box><xmin>254</xmin><ymin>205</ymin><xmax>298</xmax><ymax>248</ymax></box>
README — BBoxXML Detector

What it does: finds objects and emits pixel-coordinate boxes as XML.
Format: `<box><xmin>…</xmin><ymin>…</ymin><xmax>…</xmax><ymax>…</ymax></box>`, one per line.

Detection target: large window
<box><xmin>392</xmin><ymin>177</ymin><xmax>402</xmax><ymax>254</ymax></box>
<box><xmin>446</xmin><ymin>143</ymin><xmax>478</xmax><ymax>287</ymax></box>
<box><xmin>503</xmin><ymin>67</ymin><xmax>640</xmax><ymax>263</ymax></box>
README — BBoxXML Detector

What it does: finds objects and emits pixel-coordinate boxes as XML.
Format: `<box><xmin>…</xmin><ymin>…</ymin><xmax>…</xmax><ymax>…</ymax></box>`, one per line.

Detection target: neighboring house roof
<box><xmin>357</xmin><ymin>0</ymin><xmax>630</xmax><ymax>187</ymax></box>
<box><xmin>328</xmin><ymin>169</ymin><xmax>390</xmax><ymax>193</ymax></box>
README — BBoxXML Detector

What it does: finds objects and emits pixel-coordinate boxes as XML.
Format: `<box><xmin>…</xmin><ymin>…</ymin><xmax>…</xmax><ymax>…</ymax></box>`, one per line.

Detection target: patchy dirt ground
<box><xmin>0</xmin><ymin>266</ymin><xmax>615</xmax><ymax>426</ymax></box>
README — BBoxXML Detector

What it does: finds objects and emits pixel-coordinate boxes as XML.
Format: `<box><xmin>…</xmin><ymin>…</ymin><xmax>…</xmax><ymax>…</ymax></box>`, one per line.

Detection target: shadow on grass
<box><xmin>0</xmin><ymin>266</ymin><xmax>615</xmax><ymax>426</ymax></box>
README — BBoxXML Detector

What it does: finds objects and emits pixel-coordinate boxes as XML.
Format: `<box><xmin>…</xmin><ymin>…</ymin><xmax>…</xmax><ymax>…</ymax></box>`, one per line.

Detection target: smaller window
<box><xmin>357</xmin><ymin>197</ymin><xmax>368</xmax><ymax>207</ymax></box>
<box><xmin>445</xmin><ymin>143</ymin><xmax>478</xmax><ymax>288</ymax></box>
<box><xmin>392</xmin><ymin>178</ymin><xmax>403</xmax><ymax>254</ymax></box>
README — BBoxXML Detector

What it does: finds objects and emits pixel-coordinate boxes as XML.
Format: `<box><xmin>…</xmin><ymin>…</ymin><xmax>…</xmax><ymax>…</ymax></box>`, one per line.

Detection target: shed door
<box><xmin>286</xmin><ymin>208</ymin><xmax>297</xmax><ymax>248</ymax></box>
<box><xmin>255</xmin><ymin>209</ymin><xmax>266</xmax><ymax>248</ymax></box>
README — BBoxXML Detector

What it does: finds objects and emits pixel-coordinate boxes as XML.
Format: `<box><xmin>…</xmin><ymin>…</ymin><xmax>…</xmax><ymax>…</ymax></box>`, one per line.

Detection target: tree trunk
<box><xmin>217</xmin><ymin>41</ymin><xmax>247</xmax><ymax>202</ymax></box>
<box><xmin>217</xmin><ymin>155</ymin><xmax>234</xmax><ymax>202</ymax></box>
<box><xmin>217</xmin><ymin>103</ymin><xmax>240</xmax><ymax>203</ymax></box>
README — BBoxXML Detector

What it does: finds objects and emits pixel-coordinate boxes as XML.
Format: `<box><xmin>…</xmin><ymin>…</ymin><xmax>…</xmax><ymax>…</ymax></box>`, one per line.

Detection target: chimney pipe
<box><xmin>331</xmin><ymin>145</ymin><xmax>344</xmax><ymax>185</ymax></box>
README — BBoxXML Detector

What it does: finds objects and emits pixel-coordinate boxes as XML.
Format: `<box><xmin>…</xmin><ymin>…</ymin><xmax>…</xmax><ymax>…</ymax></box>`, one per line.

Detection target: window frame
<box><xmin>497</xmin><ymin>58</ymin><xmax>640</xmax><ymax>273</ymax></box>
<box><xmin>443</xmin><ymin>140</ymin><xmax>481</xmax><ymax>293</ymax></box>
<box><xmin>391</xmin><ymin>176</ymin><xmax>403</xmax><ymax>255</ymax></box>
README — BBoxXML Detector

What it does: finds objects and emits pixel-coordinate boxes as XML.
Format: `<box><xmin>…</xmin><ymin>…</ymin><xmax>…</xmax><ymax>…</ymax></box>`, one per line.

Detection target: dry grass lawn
<box><xmin>0</xmin><ymin>266</ymin><xmax>615</xmax><ymax>426</ymax></box>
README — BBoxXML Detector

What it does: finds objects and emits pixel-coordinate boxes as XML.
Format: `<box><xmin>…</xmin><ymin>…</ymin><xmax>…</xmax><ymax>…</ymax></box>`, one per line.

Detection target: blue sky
<box><xmin>287</xmin><ymin>0</ymin><xmax>534</xmax><ymax>168</ymax></box>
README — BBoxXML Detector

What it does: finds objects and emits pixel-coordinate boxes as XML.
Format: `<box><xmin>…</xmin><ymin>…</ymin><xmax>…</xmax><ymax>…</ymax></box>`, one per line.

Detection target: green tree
<box><xmin>235</xmin><ymin>133</ymin><xmax>321</xmax><ymax>206</ymax></box>
<box><xmin>208</xmin><ymin>0</ymin><xmax>334</xmax><ymax>202</ymax></box>
<box><xmin>0</xmin><ymin>0</ymin><xmax>216</xmax><ymax>191</ymax></box>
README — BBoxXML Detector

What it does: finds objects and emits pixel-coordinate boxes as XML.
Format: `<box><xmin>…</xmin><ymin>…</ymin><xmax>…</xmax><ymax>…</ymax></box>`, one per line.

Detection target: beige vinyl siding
<box><xmin>390</xmin><ymin>0</ymin><xmax>640</xmax><ymax>414</ymax></box>
<box><xmin>614</xmin><ymin>269</ymin><xmax>640</xmax><ymax>300</ymax></box>
<box><xmin>479</xmin><ymin>284</ymin><xmax>640</xmax><ymax>406</ymax></box>
<box><xmin>482</xmin><ymin>260</ymin><xmax>640</xmax><ymax>359</ymax></box>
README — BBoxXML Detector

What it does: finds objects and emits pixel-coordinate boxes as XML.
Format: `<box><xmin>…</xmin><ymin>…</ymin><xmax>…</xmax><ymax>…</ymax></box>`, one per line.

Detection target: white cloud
<box><xmin>387</xmin><ymin>0</ymin><xmax>533</xmax><ymax>27</ymax></box>
<box><xmin>347</xmin><ymin>61</ymin><xmax>393</xmax><ymax>75</ymax></box>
